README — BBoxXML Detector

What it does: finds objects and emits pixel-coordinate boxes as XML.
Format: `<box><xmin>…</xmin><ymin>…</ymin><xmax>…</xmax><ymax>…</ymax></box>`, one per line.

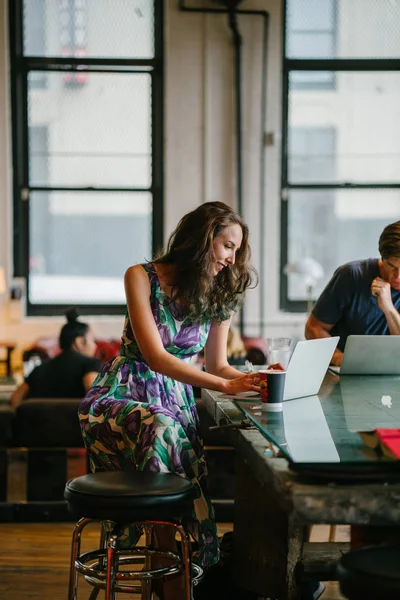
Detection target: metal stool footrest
<box><xmin>68</xmin><ymin>518</ymin><xmax>199</xmax><ymax>599</ymax></box>
<box><xmin>77</xmin><ymin>547</ymin><xmax>183</xmax><ymax>593</ymax></box>
<box><xmin>81</xmin><ymin>557</ymin><xmax>205</xmax><ymax>595</ymax></box>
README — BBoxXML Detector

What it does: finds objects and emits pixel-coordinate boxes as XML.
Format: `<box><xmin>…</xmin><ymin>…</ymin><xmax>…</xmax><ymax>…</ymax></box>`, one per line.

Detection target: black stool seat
<box><xmin>337</xmin><ymin>545</ymin><xmax>400</xmax><ymax>600</ymax></box>
<box><xmin>64</xmin><ymin>471</ymin><xmax>196</xmax><ymax>522</ymax></box>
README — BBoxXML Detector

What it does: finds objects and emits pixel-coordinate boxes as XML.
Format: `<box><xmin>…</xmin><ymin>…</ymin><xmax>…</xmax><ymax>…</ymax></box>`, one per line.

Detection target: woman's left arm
<box><xmin>204</xmin><ymin>317</ymin><xmax>245</xmax><ymax>379</ymax></box>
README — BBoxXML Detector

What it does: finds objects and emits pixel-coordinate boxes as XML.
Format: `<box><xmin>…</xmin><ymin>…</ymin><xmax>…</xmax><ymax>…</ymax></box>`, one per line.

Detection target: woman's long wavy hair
<box><xmin>153</xmin><ymin>201</ymin><xmax>257</xmax><ymax>322</ymax></box>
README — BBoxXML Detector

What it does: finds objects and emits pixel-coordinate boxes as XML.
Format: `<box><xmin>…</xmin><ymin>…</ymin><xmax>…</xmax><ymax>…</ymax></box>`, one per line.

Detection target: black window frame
<box><xmin>9</xmin><ymin>0</ymin><xmax>164</xmax><ymax>317</ymax></box>
<box><xmin>280</xmin><ymin>0</ymin><xmax>400</xmax><ymax>312</ymax></box>
<box><xmin>287</xmin><ymin>0</ymin><xmax>337</xmax><ymax>91</ymax></box>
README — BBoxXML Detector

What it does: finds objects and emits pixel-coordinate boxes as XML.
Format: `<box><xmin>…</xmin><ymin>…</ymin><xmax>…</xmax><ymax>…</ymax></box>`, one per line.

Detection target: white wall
<box><xmin>0</xmin><ymin>0</ymin><xmax>306</xmax><ymax>369</ymax></box>
<box><xmin>164</xmin><ymin>0</ymin><xmax>306</xmax><ymax>341</ymax></box>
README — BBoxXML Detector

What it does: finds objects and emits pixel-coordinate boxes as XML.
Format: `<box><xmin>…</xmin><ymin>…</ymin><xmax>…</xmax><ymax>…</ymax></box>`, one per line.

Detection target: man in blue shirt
<box><xmin>305</xmin><ymin>220</ymin><xmax>400</xmax><ymax>366</ymax></box>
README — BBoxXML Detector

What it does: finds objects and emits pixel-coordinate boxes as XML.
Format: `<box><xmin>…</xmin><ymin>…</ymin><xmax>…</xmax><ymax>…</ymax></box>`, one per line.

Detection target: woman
<box><xmin>78</xmin><ymin>202</ymin><xmax>264</xmax><ymax>598</ymax></box>
<box><xmin>11</xmin><ymin>309</ymin><xmax>101</xmax><ymax>407</ymax></box>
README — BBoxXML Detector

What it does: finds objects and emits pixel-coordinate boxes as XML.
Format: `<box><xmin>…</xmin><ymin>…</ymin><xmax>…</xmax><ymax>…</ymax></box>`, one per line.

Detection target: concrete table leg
<box><xmin>233</xmin><ymin>455</ymin><xmax>304</xmax><ymax>600</ymax></box>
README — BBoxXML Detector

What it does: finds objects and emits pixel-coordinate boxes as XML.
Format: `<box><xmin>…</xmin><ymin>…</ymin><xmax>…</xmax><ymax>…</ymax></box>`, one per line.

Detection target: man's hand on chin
<box><xmin>371</xmin><ymin>277</ymin><xmax>393</xmax><ymax>314</ymax></box>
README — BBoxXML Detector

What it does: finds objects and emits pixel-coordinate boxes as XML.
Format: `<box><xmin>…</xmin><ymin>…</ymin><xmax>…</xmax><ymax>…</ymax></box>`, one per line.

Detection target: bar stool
<box><xmin>337</xmin><ymin>545</ymin><xmax>400</xmax><ymax>600</ymax></box>
<box><xmin>64</xmin><ymin>471</ymin><xmax>203</xmax><ymax>600</ymax></box>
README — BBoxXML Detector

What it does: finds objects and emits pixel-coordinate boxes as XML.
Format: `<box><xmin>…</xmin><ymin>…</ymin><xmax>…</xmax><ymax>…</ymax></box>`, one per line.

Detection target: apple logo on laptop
<box><xmin>381</xmin><ymin>395</ymin><xmax>392</xmax><ymax>408</ymax></box>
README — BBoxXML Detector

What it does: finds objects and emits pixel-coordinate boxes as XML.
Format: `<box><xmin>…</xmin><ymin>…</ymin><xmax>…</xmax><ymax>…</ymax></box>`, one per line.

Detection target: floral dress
<box><xmin>78</xmin><ymin>263</ymin><xmax>220</xmax><ymax>569</ymax></box>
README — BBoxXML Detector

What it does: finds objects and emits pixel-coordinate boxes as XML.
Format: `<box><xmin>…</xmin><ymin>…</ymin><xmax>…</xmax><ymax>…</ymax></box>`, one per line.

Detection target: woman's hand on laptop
<box><xmin>222</xmin><ymin>372</ymin><xmax>262</xmax><ymax>394</ymax></box>
<box><xmin>267</xmin><ymin>362</ymin><xmax>285</xmax><ymax>371</ymax></box>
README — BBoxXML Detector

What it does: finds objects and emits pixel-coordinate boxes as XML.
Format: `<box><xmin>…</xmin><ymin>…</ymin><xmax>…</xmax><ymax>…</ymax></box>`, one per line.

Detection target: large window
<box><xmin>10</xmin><ymin>0</ymin><xmax>163</xmax><ymax>315</ymax></box>
<box><xmin>287</xmin><ymin>0</ymin><xmax>336</xmax><ymax>89</ymax></box>
<box><xmin>282</xmin><ymin>0</ymin><xmax>400</xmax><ymax>311</ymax></box>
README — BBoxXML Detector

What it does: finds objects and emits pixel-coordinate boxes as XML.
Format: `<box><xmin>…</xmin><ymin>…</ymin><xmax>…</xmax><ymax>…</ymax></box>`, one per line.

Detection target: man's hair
<box><xmin>379</xmin><ymin>221</ymin><xmax>400</xmax><ymax>259</ymax></box>
<box><xmin>153</xmin><ymin>201</ymin><xmax>257</xmax><ymax>322</ymax></box>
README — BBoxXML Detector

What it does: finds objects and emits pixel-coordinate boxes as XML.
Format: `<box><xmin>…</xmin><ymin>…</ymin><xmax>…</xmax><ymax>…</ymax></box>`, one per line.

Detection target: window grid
<box><xmin>9</xmin><ymin>0</ymin><xmax>163</xmax><ymax>316</ymax></box>
<box><xmin>281</xmin><ymin>0</ymin><xmax>400</xmax><ymax>312</ymax></box>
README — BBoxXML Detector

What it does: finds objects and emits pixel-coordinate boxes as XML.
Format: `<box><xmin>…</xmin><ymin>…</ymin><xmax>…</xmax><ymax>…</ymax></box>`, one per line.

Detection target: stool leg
<box><xmin>88</xmin><ymin>587</ymin><xmax>101</xmax><ymax>600</ymax></box>
<box><xmin>105</xmin><ymin>530</ymin><xmax>120</xmax><ymax>600</ymax></box>
<box><xmin>68</xmin><ymin>518</ymin><xmax>92</xmax><ymax>600</ymax></box>
<box><xmin>88</xmin><ymin>524</ymin><xmax>108</xmax><ymax>600</ymax></box>
<box><xmin>142</xmin><ymin>523</ymin><xmax>153</xmax><ymax>600</ymax></box>
<box><xmin>174</xmin><ymin>524</ymin><xmax>192</xmax><ymax>600</ymax></box>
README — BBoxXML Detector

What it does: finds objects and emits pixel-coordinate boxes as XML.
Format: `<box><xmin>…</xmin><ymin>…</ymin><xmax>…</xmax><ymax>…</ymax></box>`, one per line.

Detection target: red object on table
<box><xmin>376</xmin><ymin>428</ymin><xmax>400</xmax><ymax>459</ymax></box>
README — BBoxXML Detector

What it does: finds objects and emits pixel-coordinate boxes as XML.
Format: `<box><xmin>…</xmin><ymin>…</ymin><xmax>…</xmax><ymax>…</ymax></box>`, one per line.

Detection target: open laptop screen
<box><xmin>340</xmin><ymin>335</ymin><xmax>400</xmax><ymax>375</ymax></box>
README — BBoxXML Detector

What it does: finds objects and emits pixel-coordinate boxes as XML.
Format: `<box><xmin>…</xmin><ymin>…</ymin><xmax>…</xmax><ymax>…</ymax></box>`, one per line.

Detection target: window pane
<box><xmin>286</xmin><ymin>189</ymin><xmax>400</xmax><ymax>300</ymax></box>
<box><xmin>288</xmin><ymin>32</ymin><xmax>335</xmax><ymax>60</ymax></box>
<box><xmin>28</xmin><ymin>72</ymin><xmax>151</xmax><ymax>188</ymax></box>
<box><xmin>290</xmin><ymin>70</ymin><xmax>335</xmax><ymax>91</ymax></box>
<box><xmin>286</xmin><ymin>0</ymin><xmax>400</xmax><ymax>59</ymax></box>
<box><xmin>288</xmin><ymin>71</ymin><xmax>400</xmax><ymax>183</ymax></box>
<box><xmin>288</xmin><ymin>0</ymin><xmax>334</xmax><ymax>30</ymax></box>
<box><xmin>29</xmin><ymin>191</ymin><xmax>152</xmax><ymax>305</ymax></box>
<box><xmin>289</xmin><ymin>127</ymin><xmax>336</xmax><ymax>183</ymax></box>
<box><xmin>23</xmin><ymin>0</ymin><xmax>154</xmax><ymax>59</ymax></box>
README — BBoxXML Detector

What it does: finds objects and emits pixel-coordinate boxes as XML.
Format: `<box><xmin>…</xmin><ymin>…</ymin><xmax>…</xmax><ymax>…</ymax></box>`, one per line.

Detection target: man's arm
<box><xmin>384</xmin><ymin>308</ymin><xmax>400</xmax><ymax>335</ymax></box>
<box><xmin>305</xmin><ymin>314</ymin><xmax>344</xmax><ymax>366</ymax></box>
<box><xmin>371</xmin><ymin>277</ymin><xmax>400</xmax><ymax>335</ymax></box>
<box><xmin>304</xmin><ymin>264</ymin><xmax>353</xmax><ymax>366</ymax></box>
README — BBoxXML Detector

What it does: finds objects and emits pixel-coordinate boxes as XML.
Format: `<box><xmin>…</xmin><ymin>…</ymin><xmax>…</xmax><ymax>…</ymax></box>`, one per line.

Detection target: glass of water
<box><xmin>266</xmin><ymin>337</ymin><xmax>292</xmax><ymax>369</ymax></box>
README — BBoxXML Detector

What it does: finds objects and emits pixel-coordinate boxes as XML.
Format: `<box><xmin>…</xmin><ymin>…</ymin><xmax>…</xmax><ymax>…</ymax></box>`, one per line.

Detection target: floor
<box><xmin>0</xmin><ymin>522</ymin><xmax>348</xmax><ymax>600</ymax></box>
<box><xmin>2</xmin><ymin>453</ymin><xmax>347</xmax><ymax>599</ymax></box>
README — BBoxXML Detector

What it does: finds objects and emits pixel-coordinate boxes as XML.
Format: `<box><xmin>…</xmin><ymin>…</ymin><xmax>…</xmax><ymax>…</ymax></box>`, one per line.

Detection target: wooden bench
<box><xmin>1</xmin><ymin>398</ymin><xmax>83</xmax><ymax>522</ymax></box>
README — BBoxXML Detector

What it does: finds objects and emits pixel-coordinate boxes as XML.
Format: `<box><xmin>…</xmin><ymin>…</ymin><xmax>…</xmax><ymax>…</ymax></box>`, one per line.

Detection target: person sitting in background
<box><xmin>305</xmin><ymin>220</ymin><xmax>400</xmax><ymax>366</ymax></box>
<box><xmin>226</xmin><ymin>327</ymin><xmax>247</xmax><ymax>365</ymax></box>
<box><xmin>10</xmin><ymin>308</ymin><xmax>101</xmax><ymax>407</ymax></box>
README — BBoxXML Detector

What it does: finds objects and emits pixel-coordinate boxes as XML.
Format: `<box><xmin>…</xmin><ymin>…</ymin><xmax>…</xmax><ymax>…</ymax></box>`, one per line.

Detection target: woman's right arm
<box><xmin>124</xmin><ymin>265</ymin><xmax>259</xmax><ymax>394</ymax></box>
<box><xmin>10</xmin><ymin>382</ymin><xmax>30</xmax><ymax>408</ymax></box>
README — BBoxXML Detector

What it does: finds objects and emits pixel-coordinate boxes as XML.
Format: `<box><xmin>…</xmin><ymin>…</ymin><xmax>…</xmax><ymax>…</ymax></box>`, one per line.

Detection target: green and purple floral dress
<box><xmin>78</xmin><ymin>263</ymin><xmax>220</xmax><ymax>568</ymax></box>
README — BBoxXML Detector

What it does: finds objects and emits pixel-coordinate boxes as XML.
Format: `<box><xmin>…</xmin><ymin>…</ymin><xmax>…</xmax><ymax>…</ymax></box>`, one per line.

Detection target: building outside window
<box><xmin>10</xmin><ymin>0</ymin><xmax>163</xmax><ymax>315</ymax></box>
<box><xmin>282</xmin><ymin>0</ymin><xmax>400</xmax><ymax>311</ymax></box>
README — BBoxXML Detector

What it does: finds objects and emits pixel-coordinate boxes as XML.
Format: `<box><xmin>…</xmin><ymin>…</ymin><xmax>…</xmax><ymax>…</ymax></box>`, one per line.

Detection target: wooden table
<box><xmin>202</xmin><ymin>377</ymin><xmax>400</xmax><ymax>600</ymax></box>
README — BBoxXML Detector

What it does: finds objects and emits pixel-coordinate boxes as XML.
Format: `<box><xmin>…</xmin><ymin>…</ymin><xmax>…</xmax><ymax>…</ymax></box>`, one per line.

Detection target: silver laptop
<box><xmin>220</xmin><ymin>337</ymin><xmax>338</xmax><ymax>402</ymax></box>
<box><xmin>339</xmin><ymin>335</ymin><xmax>400</xmax><ymax>375</ymax></box>
<box><xmin>283</xmin><ymin>336</ymin><xmax>339</xmax><ymax>400</ymax></box>
<box><xmin>340</xmin><ymin>375</ymin><xmax>400</xmax><ymax>431</ymax></box>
